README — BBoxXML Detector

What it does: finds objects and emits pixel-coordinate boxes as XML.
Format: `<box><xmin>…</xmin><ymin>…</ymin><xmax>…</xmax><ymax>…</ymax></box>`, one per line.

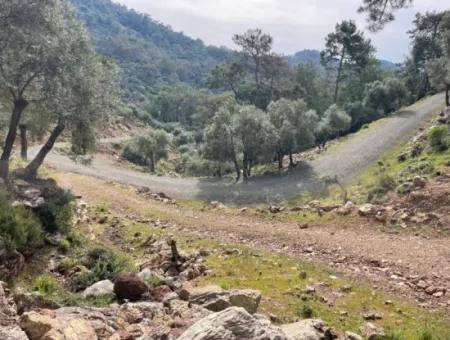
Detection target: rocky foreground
<box><xmin>0</xmin><ymin>235</ymin><xmax>384</xmax><ymax>340</ymax></box>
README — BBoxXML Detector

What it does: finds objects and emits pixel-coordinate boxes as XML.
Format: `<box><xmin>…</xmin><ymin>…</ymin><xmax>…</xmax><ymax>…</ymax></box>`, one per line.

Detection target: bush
<box><xmin>0</xmin><ymin>190</ymin><xmax>43</xmax><ymax>251</ymax></box>
<box><xmin>33</xmin><ymin>275</ymin><xmax>58</xmax><ymax>295</ymax></box>
<box><xmin>368</xmin><ymin>173</ymin><xmax>396</xmax><ymax>202</ymax></box>
<box><xmin>73</xmin><ymin>247</ymin><xmax>134</xmax><ymax>291</ymax></box>
<box><xmin>300</xmin><ymin>305</ymin><xmax>313</xmax><ymax>318</ymax></box>
<box><xmin>58</xmin><ymin>239</ymin><xmax>70</xmax><ymax>253</ymax></box>
<box><xmin>122</xmin><ymin>141</ymin><xmax>147</xmax><ymax>165</ymax></box>
<box><xmin>428</xmin><ymin>126</ymin><xmax>449</xmax><ymax>152</ymax></box>
<box><xmin>38</xmin><ymin>188</ymin><xmax>75</xmax><ymax>234</ymax></box>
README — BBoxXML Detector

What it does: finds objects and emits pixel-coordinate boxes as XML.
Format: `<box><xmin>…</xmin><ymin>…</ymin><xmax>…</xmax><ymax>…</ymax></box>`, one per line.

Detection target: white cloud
<box><xmin>114</xmin><ymin>0</ymin><xmax>449</xmax><ymax>62</ymax></box>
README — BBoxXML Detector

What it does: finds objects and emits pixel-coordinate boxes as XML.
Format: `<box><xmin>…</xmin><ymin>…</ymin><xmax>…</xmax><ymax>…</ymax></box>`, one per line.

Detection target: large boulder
<box><xmin>281</xmin><ymin>319</ymin><xmax>333</xmax><ymax>340</ymax></box>
<box><xmin>186</xmin><ymin>285</ymin><xmax>261</xmax><ymax>314</ymax></box>
<box><xmin>114</xmin><ymin>273</ymin><xmax>148</xmax><ymax>301</ymax></box>
<box><xmin>177</xmin><ymin>307</ymin><xmax>288</xmax><ymax>340</ymax></box>
<box><xmin>82</xmin><ymin>280</ymin><xmax>114</xmax><ymax>298</ymax></box>
<box><xmin>14</xmin><ymin>292</ymin><xmax>60</xmax><ymax>314</ymax></box>
<box><xmin>19</xmin><ymin>310</ymin><xmax>97</xmax><ymax>340</ymax></box>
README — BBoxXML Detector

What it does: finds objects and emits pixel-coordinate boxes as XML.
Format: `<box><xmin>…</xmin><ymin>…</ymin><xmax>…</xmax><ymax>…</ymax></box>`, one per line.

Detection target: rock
<box><xmin>0</xmin><ymin>246</ymin><xmax>25</xmax><ymax>280</ymax></box>
<box><xmin>150</xmin><ymin>285</ymin><xmax>173</xmax><ymax>302</ymax></box>
<box><xmin>344</xmin><ymin>331</ymin><xmax>363</xmax><ymax>340</ymax></box>
<box><xmin>178</xmin><ymin>307</ymin><xmax>288</xmax><ymax>340</ymax></box>
<box><xmin>269</xmin><ymin>205</ymin><xmax>284</xmax><ymax>213</ymax></box>
<box><xmin>19</xmin><ymin>310</ymin><xmax>97</xmax><ymax>340</ymax></box>
<box><xmin>362</xmin><ymin>312</ymin><xmax>383</xmax><ymax>321</ymax></box>
<box><xmin>413</xmin><ymin>176</ymin><xmax>427</xmax><ymax>188</ymax></box>
<box><xmin>210</xmin><ymin>201</ymin><xmax>226</xmax><ymax>209</ymax></box>
<box><xmin>358</xmin><ymin>204</ymin><xmax>376</xmax><ymax>217</ymax></box>
<box><xmin>187</xmin><ymin>285</ymin><xmax>261</xmax><ymax>314</ymax></box>
<box><xmin>228</xmin><ymin>289</ymin><xmax>261</xmax><ymax>314</ymax></box>
<box><xmin>82</xmin><ymin>280</ymin><xmax>114</xmax><ymax>297</ymax></box>
<box><xmin>281</xmin><ymin>319</ymin><xmax>333</xmax><ymax>340</ymax></box>
<box><xmin>0</xmin><ymin>325</ymin><xmax>29</xmax><ymax>340</ymax></box>
<box><xmin>114</xmin><ymin>273</ymin><xmax>148</xmax><ymax>301</ymax></box>
<box><xmin>188</xmin><ymin>285</ymin><xmax>231</xmax><ymax>312</ymax></box>
<box><xmin>14</xmin><ymin>292</ymin><xmax>60</xmax><ymax>315</ymax></box>
<box><xmin>0</xmin><ymin>281</ymin><xmax>17</xmax><ymax>326</ymax></box>
<box><xmin>396</xmin><ymin>182</ymin><xmax>414</xmax><ymax>195</ymax></box>
<box><xmin>361</xmin><ymin>322</ymin><xmax>385</xmax><ymax>340</ymax></box>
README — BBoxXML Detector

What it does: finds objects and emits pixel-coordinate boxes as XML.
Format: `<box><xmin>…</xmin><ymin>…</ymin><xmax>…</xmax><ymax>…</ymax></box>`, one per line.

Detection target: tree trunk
<box><xmin>150</xmin><ymin>152</ymin><xmax>155</xmax><ymax>173</ymax></box>
<box><xmin>23</xmin><ymin>121</ymin><xmax>65</xmax><ymax>180</ymax></box>
<box><xmin>233</xmin><ymin>156</ymin><xmax>240</xmax><ymax>182</ymax></box>
<box><xmin>446</xmin><ymin>83</ymin><xmax>450</xmax><ymax>107</ymax></box>
<box><xmin>242</xmin><ymin>154</ymin><xmax>249</xmax><ymax>180</ymax></box>
<box><xmin>0</xmin><ymin>98</ymin><xmax>29</xmax><ymax>179</ymax></box>
<box><xmin>277</xmin><ymin>153</ymin><xmax>283</xmax><ymax>170</ymax></box>
<box><xmin>19</xmin><ymin>124</ymin><xmax>28</xmax><ymax>160</ymax></box>
<box><xmin>334</xmin><ymin>50</ymin><xmax>346</xmax><ymax>103</ymax></box>
<box><xmin>289</xmin><ymin>153</ymin><xmax>294</xmax><ymax>167</ymax></box>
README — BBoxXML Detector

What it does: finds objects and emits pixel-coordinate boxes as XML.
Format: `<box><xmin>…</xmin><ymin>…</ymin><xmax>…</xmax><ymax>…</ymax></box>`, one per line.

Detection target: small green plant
<box><xmin>67</xmin><ymin>230</ymin><xmax>84</xmax><ymax>247</ymax></box>
<box><xmin>368</xmin><ymin>173</ymin><xmax>397</xmax><ymax>202</ymax></box>
<box><xmin>0</xmin><ymin>189</ymin><xmax>43</xmax><ymax>251</ymax></box>
<box><xmin>38</xmin><ymin>188</ymin><xmax>75</xmax><ymax>234</ymax></box>
<box><xmin>95</xmin><ymin>204</ymin><xmax>109</xmax><ymax>214</ymax></box>
<box><xmin>428</xmin><ymin>126</ymin><xmax>449</xmax><ymax>152</ymax></box>
<box><xmin>58</xmin><ymin>239</ymin><xmax>70</xmax><ymax>253</ymax></box>
<box><xmin>300</xmin><ymin>305</ymin><xmax>313</xmax><ymax>318</ymax></box>
<box><xmin>58</xmin><ymin>258</ymin><xmax>78</xmax><ymax>271</ymax></box>
<box><xmin>33</xmin><ymin>275</ymin><xmax>58</xmax><ymax>295</ymax></box>
<box><xmin>73</xmin><ymin>247</ymin><xmax>134</xmax><ymax>291</ymax></box>
<box><xmin>144</xmin><ymin>275</ymin><xmax>166</xmax><ymax>288</ymax></box>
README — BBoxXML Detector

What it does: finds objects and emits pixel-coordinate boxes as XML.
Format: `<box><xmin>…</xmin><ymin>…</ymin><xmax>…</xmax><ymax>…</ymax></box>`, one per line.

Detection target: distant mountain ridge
<box><xmin>287</xmin><ymin>49</ymin><xmax>398</xmax><ymax>71</ymax></box>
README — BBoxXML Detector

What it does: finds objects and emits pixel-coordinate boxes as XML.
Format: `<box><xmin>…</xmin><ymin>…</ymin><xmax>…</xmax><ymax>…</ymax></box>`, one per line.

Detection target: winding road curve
<box><xmin>34</xmin><ymin>94</ymin><xmax>444</xmax><ymax>203</ymax></box>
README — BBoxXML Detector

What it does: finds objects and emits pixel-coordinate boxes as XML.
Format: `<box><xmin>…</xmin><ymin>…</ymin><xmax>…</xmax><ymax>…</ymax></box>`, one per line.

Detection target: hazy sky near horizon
<box><xmin>114</xmin><ymin>0</ymin><xmax>448</xmax><ymax>62</ymax></box>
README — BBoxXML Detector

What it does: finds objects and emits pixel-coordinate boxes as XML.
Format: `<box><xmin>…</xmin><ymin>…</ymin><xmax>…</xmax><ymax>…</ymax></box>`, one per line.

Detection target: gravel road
<box><xmin>35</xmin><ymin>94</ymin><xmax>444</xmax><ymax>203</ymax></box>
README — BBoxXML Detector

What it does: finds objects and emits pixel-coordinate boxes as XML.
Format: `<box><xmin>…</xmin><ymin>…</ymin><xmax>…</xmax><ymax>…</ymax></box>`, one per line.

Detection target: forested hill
<box><xmin>69</xmin><ymin>0</ymin><xmax>230</xmax><ymax>110</ymax></box>
<box><xmin>288</xmin><ymin>49</ymin><xmax>398</xmax><ymax>70</ymax></box>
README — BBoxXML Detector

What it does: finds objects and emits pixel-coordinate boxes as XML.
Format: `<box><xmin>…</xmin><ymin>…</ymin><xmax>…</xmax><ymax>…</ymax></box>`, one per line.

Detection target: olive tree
<box><xmin>233</xmin><ymin>106</ymin><xmax>277</xmax><ymax>179</ymax></box>
<box><xmin>203</xmin><ymin>106</ymin><xmax>240</xmax><ymax>180</ymax></box>
<box><xmin>22</xmin><ymin>11</ymin><xmax>119</xmax><ymax>179</ymax></box>
<box><xmin>268</xmin><ymin>99</ymin><xmax>318</xmax><ymax>169</ymax></box>
<box><xmin>134</xmin><ymin>130</ymin><xmax>170</xmax><ymax>173</ymax></box>
<box><xmin>322</xmin><ymin>105</ymin><xmax>352</xmax><ymax>138</ymax></box>
<box><xmin>0</xmin><ymin>0</ymin><xmax>73</xmax><ymax>179</ymax></box>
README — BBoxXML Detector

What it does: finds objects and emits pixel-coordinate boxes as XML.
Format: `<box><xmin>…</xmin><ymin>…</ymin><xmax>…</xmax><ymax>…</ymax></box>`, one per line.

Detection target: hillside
<box><xmin>69</xmin><ymin>0</ymin><xmax>230</xmax><ymax>113</ymax></box>
<box><xmin>288</xmin><ymin>49</ymin><xmax>398</xmax><ymax>70</ymax></box>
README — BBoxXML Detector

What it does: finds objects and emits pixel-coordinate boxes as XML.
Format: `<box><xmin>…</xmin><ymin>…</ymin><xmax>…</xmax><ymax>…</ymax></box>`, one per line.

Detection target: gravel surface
<box><xmin>35</xmin><ymin>94</ymin><xmax>444</xmax><ymax>204</ymax></box>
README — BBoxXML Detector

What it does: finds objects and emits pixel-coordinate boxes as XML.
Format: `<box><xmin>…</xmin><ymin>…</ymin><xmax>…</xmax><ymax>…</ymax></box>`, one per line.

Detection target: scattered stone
<box><xmin>281</xmin><ymin>319</ymin><xmax>333</xmax><ymax>340</ymax></box>
<box><xmin>344</xmin><ymin>331</ymin><xmax>363</xmax><ymax>340</ymax></box>
<box><xmin>358</xmin><ymin>204</ymin><xmax>376</xmax><ymax>217</ymax></box>
<box><xmin>363</xmin><ymin>312</ymin><xmax>383</xmax><ymax>321</ymax></box>
<box><xmin>114</xmin><ymin>273</ymin><xmax>149</xmax><ymax>301</ymax></box>
<box><xmin>178</xmin><ymin>307</ymin><xmax>288</xmax><ymax>340</ymax></box>
<box><xmin>82</xmin><ymin>280</ymin><xmax>114</xmax><ymax>298</ymax></box>
<box><xmin>14</xmin><ymin>292</ymin><xmax>60</xmax><ymax>315</ymax></box>
<box><xmin>0</xmin><ymin>325</ymin><xmax>29</xmax><ymax>340</ymax></box>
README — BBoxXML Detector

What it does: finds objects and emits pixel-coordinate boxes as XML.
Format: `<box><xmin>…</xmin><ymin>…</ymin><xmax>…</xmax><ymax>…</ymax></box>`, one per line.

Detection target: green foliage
<box><xmin>428</xmin><ymin>126</ymin><xmax>449</xmax><ymax>152</ymax></box>
<box><xmin>0</xmin><ymin>190</ymin><xmax>43</xmax><ymax>251</ymax></box>
<box><xmin>363</xmin><ymin>77</ymin><xmax>408</xmax><ymax>115</ymax></box>
<box><xmin>144</xmin><ymin>275</ymin><xmax>166</xmax><ymax>288</ymax></box>
<box><xmin>37</xmin><ymin>189</ymin><xmax>75</xmax><ymax>234</ymax></box>
<box><xmin>69</xmin><ymin>0</ymin><xmax>230</xmax><ymax>115</ymax></box>
<box><xmin>73</xmin><ymin>247</ymin><xmax>134</xmax><ymax>291</ymax></box>
<box><xmin>58</xmin><ymin>240</ymin><xmax>71</xmax><ymax>253</ymax></box>
<box><xmin>33</xmin><ymin>275</ymin><xmax>58</xmax><ymax>295</ymax></box>
<box><xmin>368</xmin><ymin>173</ymin><xmax>397</xmax><ymax>202</ymax></box>
<box><xmin>300</xmin><ymin>305</ymin><xmax>314</xmax><ymax>318</ymax></box>
<box><xmin>321</xmin><ymin>104</ymin><xmax>352</xmax><ymax>138</ymax></box>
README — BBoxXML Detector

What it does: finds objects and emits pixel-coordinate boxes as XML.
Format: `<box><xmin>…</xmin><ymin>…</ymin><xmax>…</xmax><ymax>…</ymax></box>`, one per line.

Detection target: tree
<box><xmin>134</xmin><ymin>130</ymin><xmax>170</xmax><ymax>172</ymax></box>
<box><xmin>322</xmin><ymin>105</ymin><xmax>352</xmax><ymax>138</ymax></box>
<box><xmin>233</xmin><ymin>106</ymin><xmax>277</xmax><ymax>179</ymax></box>
<box><xmin>363</xmin><ymin>77</ymin><xmax>408</xmax><ymax>115</ymax></box>
<box><xmin>21</xmin><ymin>5</ymin><xmax>120</xmax><ymax>179</ymax></box>
<box><xmin>426</xmin><ymin>12</ymin><xmax>450</xmax><ymax>106</ymax></box>
<box><xmin>0</xmin><ymin>0</ymin><xmax>73</xmax><ymax>179</ymax></box>
<box><xmin>232</xmin><ymin>29</ymin><xmax>273</xmax><ymax>84</ymax></box>
<box><xmin>358</xmin><ymin>0</ymin><xmax>413</xmax><ymax>31</ymax></box>
<box><xmin>321</xmin><ymin>21</ymin><xmax>375</xmax><ymax>103</ymax></box>
<box><xmin>203</xmin><ymin>106</ymin><xmax>240</xmax><ymax>180</ymax></box>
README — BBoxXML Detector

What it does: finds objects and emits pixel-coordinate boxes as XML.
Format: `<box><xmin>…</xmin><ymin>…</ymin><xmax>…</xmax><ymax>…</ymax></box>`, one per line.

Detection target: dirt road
<box><xmin>36</xmin><ymin>94</ymin><xmax>444</xmax><ymax>203</ymax></box>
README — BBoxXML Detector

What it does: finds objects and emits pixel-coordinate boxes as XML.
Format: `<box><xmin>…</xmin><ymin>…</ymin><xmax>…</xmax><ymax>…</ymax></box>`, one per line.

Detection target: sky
<box><xmin>114</xmin><ymin>0</ymin><xmax>449</xmax><ymax>63</ymax></box>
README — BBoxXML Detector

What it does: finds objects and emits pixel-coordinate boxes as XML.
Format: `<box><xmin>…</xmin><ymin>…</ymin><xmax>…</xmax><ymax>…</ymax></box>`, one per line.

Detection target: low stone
<box><xmin>188</xmin><ymin>285</ymin><xmax>231</xmax><ymax>312</ymax></box>
<box><xmin>412</xmin><ymin>176</ymin><xmax>427</xmax><ymax>188</ymax></box>
<box><xmin>19</xmin><ymin>310</ymin><xmax>97</xmax><ymax>340</ymax></box>
<box><xmin>345</xmin><ymin>331</ymin><xmax>363</xmax><ymax>340</ymax></box>
<box><xmin>114</xmin><ymin>273</ymin><xmax>148</xmax><ymax>301</ymax></box>
<box><xmin>82</xmin><ymin>280</ymin><xmax>114</xmax><ymax>298</ymax></box>
<box><xmin>363</xmin><ymin>312</ymin><xmax>383</xmax><ymax>321</ymax></box>
<box><xmin>358</xmin><ymin>204</ymin><xmax>376</xmax><ymax>217</ymax></box>
<box><xmin>14</xmin><ymin>292</ymin><xmax>60</xmax><ymax>315</ymax></box>
<box><xmin>178</xmin><ymin>307</ymin><xmax>288</xmax><ymax>340</ymax></box>
<box><xmin>0</xmin><ymin>325</ymin><xmax>29</xmax><ymax>340</ymax></box>
<box><xmin>150</xmin><ymin>285</ymin><xmax>173</xmax><ymax>302</ymax></box>
<box><xmin>228</xmin><ymin>289</ymin><xmax>261</xmax><ymax>314</ymax></box>
<box><xmin>281</xmin><ymin>319</ymin><xmax>333</xmax><ymax>340</ymax></box>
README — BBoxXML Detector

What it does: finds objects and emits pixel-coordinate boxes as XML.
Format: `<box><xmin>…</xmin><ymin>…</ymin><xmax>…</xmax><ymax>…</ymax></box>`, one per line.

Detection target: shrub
<box><xmin>33</xmin><ymin>275</ymin><xmax>58</xmax><ymax>295</ymax></box>
<box><xmin>73</xmin><ymin>247</ymin><xmax>134</xmax><ymax>291</ymax></box>
<box><xmin>38</xmin><ymin>188</ymin><xmax>75</xmax><ymax>234</ymax></box>
<box><xmin>58</xmin><ymin>239</ymin><xmax>70</xmax><ymax>253</ymax></box>
<box><xmin>428</xmin><ymin>126</ymin><xmax>449</xmax><ymax>152</ymax></box>
<box><xmin>300</xmin><ymin>305</ymin><xmax>313</xmax><ymax>318</ymax></box>
<box><xmin>0</xmin><ymin>189</ymin><xmax>43</xmax><ymax>251</ymax></box>
<box><xmin>368</xmin><ymin>173</ymin><xmax>396</xmax><ymax>203</ymax></box>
